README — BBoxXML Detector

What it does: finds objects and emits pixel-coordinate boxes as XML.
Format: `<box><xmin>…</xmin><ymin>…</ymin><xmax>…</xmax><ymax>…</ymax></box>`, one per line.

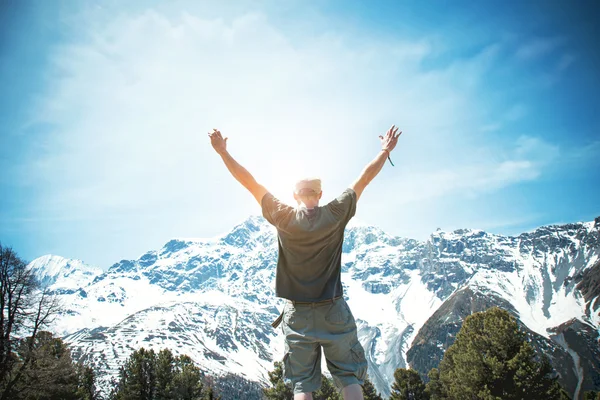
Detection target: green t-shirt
<box><xmin>261</xmin><ymin>188</ymin><xmax>357</xmax><ymax>302</ymax></box>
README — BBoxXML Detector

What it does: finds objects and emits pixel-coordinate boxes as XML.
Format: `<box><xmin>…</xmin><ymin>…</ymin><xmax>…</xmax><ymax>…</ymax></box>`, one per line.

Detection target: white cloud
<box><xmin>17</xmin><ymin>3</ymin><xmax>571</xmax><ymax>265</ymax></box>
<box><xmin>515</xmin><ymin>36</ymin><xmax>565</xmax><ymax>60</ymax></box>
<box><xmin>377</xmin><ymin>135</ymin><xmax>559</xmax><ymax>206</ymax></box>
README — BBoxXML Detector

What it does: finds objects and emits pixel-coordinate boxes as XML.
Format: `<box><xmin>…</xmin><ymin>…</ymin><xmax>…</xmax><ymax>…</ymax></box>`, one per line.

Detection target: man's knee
<box><xmin>294</xmin><ymin>393</ymin><xmax>313</xmax><ymax>400</ymax></box>
<box><xmin>342</xmin><ymin>383</ymin><xmax>364</xmax><ymax>400</ymax></box>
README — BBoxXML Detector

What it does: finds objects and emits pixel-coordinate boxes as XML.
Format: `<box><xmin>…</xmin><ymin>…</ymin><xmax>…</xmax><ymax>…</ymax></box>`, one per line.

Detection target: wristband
<box><xmin>382</xmin><ymin>149</ymin><xmax>395</xmax><ymax>167</ymax></box>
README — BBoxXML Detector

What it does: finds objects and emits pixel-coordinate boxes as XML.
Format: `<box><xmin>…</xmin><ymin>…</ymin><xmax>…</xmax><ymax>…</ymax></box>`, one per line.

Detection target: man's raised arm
<box><xmin>350</xmin><ymin>125</ymin><xmax>402</xmax><ymax>201</ymax></box>
<box><xmin>208</xmin><ymin>128</ymin><xmax>268</xmax><ymax>205</ymax></box>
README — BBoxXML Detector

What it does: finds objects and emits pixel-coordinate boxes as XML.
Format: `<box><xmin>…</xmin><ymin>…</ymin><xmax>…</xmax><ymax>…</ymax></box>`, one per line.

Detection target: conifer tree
<box><xmin>438</xmin><ymin>307</ymin><xmax>563</xmax><ymax>400</ymax></box>
<box><xmin>263</xmin><ymin>361</ymin><xmax>293</xmax><ymax>400</ymax></box>
<box><xmin>111</xmin><ymin>348</ymin><xmax>206</xmax><ymax>400</ymax></box>
<box><xmin>172</xmin><ymin>354</ymin><xmax>204</xmax><ymax>400</ymax></box>
<box><xmin>113</xmin><ymin>348</ymin><xmax>157</xmax><ymax>400</ymax></box>
<box><xmin>202</xmin><ymin>386</ymin><xmax>219</xmax><ymax>400</ymax></box>
<box><xmin>389</xmin><ymin>368</ymin><xmax>429</xmax><ymax>400</ymax></box>
<box><xmin>76</xmin><ymin>363</ymin><xmax>99</xmax><ymax>400</ymax></box>
<box><xmin>14</xmin><ymin>331</ymin><xmax>79</xmax><ymax>399</ymax></box>
<box><xmin>314</xmin><ymin>375</ymin><xmax>341</xmax><ymax>400</ymax></box>
<box><xmin>155</xmin><ymin>349</ymin><xmax>175</xmax><ymax>399</ymax></box>
<box><xmin>584</xmin><ymin>391</ymin><xmax>600</xmax><ymax>400</ymax></box>
<box><xmin>362</xmin><ymin>376</ymin><xmax>383</xmax><ymax>400</ymax></box>
<box><xmin>424</xmin><ymin>368</ymin><xmax>445</xmax><ymax>400</ymax></box>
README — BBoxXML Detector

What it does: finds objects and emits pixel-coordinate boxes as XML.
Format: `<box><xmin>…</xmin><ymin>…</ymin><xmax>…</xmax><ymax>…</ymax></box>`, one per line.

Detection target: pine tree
<box><xmin>584</xmin><ymin>391</ymin><xmax>600</xmax><ymax>400</ymax></box>
<box><xmin>76</xmin><ymin>363</ymin><xmax>99</xmax><ymax>400</ymax></box>
<box><xmin>263</xmin><ymin>361</ymin><xmax>294</xmax><ymax>400</ymax></box>
<box><xmin>389</xmin><ymin>368</ymin><xmax>429</xmax><ymax>400</ymax></box>
<box><xmin>314</xmin><ymin>375</ymin><xmax>341</xmax><ymax>400</ymax></box>
<box><xmin>112</xmin><ymin>348</ymin><xmax>207</xmax><ymax>400</ymax></box>
<box><xmin>172</xmin><ymin>354</ymin><xmax>204</xmax><ymax>400</ymax></box>
<box><xmin>155</xmin><ymin>349</ymin><xmax>175</xmax><ymax>399</ymax></box>
<box><xmin>113</xmin><ymin>347</ymin><xmax>157</xmax><ymax>400</ymax></box>
<box><xmin>202</xmin><ymin>386</ymin><xmax>222</xmax><ymax>400</ymax></box>
<box><xmin>559</xmin><ymin>388</ymin><xmax>571</xmax><ymax>400</ymax></box>
<box><xmin>13</xmin><ymin>331</ymin><xmax>79</xmax><ymax>399</ymax></box>
<box><xmin>362</xmin><ymin>376</ymin><xmax>383</xmax><ymax>400</ymax></box>
<box><xmin>425</xmin><ymin>368</ymin><xmax>445</xmax><ymax>400</ymax></box>
<box><xmin>438</xmin><ymin>307</ymin><xmax>564</xmax><ymax>400</ymax></box>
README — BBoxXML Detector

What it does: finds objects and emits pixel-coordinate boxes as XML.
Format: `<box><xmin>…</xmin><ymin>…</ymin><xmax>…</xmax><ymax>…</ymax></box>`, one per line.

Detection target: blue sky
<box><xmin>1</xmin><ymin>0</ymin><xmax>599</xmax><ymax>269</ymax></box>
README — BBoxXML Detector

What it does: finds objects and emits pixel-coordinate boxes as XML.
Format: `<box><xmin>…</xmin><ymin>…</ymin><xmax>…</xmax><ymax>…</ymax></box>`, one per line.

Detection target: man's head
<box><xmin>293</xmin><ymin>178</ymin><xmax>322</xmax><ymax>209</ymax></box>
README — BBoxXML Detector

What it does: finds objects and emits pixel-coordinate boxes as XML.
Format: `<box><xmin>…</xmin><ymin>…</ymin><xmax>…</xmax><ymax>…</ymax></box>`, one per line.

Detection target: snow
<box><xmin>344</xmin><ymin>272</ymin><xmax>400</xmax><ymax>326</ymax></box>
<box><xmin>29</xmin><ymin>254</ymin><xmax>102</xmax><ymax>289</ymax></box>
<box><xmin>395</xmin><ymin>270</ymin><xmax>443</xmax><ymax>332</ymax></box>
<box><xmin>26</xmin><ymin>215</ymin><xmax>600</xmax><ymax>397</ymax></box>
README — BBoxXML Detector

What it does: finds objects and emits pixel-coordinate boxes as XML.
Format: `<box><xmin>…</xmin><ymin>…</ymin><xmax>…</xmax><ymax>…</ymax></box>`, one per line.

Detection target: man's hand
<box><xmin>207</xmin><ymin>128</ymin><xmax>268</xmax><ymax>205</ymax></box>
<box><xmin>379</xmin><ymin>125</ymin><xmax>402</xmax><ymax>153</ymax></box>
<box><xmin>351</xmin><ymin>124</ymin><xmax>403</xmax><ymax>201</ymax></box>
<box><xmin>208</xmin><ymin>128</ymin><xmax>228</xmax><ymax>155</ymax></box>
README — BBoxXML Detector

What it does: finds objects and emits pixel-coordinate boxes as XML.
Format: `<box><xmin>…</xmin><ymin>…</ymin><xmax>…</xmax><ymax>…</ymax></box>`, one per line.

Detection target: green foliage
<box><xmin>113</xmin><ymin>347</ymin><xmax>157</xmax><ymax>400</ymax></box>
<box><xmin>12</xmin><ymin>331</ymin><xmax>80</xmax><ymax>400</ymax></box>
<box><xmin>202</xmin><ymin>386</ymin><xmax>218</xmax><ymax>400</ymax></box>
<box><xmin>313</xmin><ymin>375</ymin><xmax>341</xmax><ymax>400</ymax></box>
<box><xmin>1</xmin><ymin>244</ymin><xmax>62</xmax><ymax>400</ymax></box>
<box><xmin>172</xmin><ymin>355</ymin><xmax>204</xmax><ymax>400</ymax></box>
<box><xmin>559</xmin><ymin>388</ymin><xmax>571</xmax><ymax>400</ymax></box>
<box><xmin>76</xmin><ymin>363</ymin><xmax>99</xmax><ymax>400</ymax></box>
<box><xmin>425</xmin><ymin>368</ymin><xmax>445</xmax><ymax>400</ymax></box>
<box><xmin>111</xmin><ymin>347</ymin><xmax>208</xmax><ymax>400</ymax></box>
<box><xmin>155</xmin><ymin>349</ymin><xmax>175</xmax><ymax>400</ymax></box>
<box><xmin>263</xmin><ymin>361</ymin><xmax>294</xmax><ymax>400</ymax></box>
<box><xmin>438</xmin><ymin>307</ymin><xmax>564</xmax><ymax>400</ymax></box>
<box><xmin>362</xmin><ymin>377</ymin><xmax>383</xmax><ymax>400</ymax></box>
<box><xmin>584</xmin><ymin>391</ymin><xmax>600</xmax><ymax>400</ymax></box>
<box><xmin>389</xmin><ymin>368</ymin><xmax>429</xmax><ymax>400</ymax></box>
<box><xmin>0</xmin><ymin>326</ymin><xmax>97</xmax><ymax>400</ymax></box>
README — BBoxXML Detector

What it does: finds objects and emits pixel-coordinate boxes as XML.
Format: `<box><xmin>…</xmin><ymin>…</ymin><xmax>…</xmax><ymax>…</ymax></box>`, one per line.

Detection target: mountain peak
<box><xmin>28</xmin><ymin>255</ymin><xmax>102</xmax><ymax>288</ymax></box>
<box><xmin>220</xmin><ymin>215</ymin><xmax>272</xmax><ymax>247</ymax></box>
<box><xmin>27</xmin><ymin>214</ymin><xmax>600</xmax><ymax>398</ymax></box>
<box><xmin>428</xmin><ymin>227</ymin><xmax>488</xmax><ymax>242</ymax></box>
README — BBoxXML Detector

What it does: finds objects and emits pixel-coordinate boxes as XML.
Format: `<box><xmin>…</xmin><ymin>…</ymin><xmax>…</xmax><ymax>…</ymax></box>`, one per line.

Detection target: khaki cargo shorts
<box><xmin>280</xmin><ymin>296</ymin><xmax>368</xmax><ymax>394</ymax></box>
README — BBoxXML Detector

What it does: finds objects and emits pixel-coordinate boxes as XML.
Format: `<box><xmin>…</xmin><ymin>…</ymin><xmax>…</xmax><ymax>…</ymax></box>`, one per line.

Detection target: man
<box><xmin>209</xmin><ymin>125</ymin><xmax>401</xmax><ymax>400</ymax></box>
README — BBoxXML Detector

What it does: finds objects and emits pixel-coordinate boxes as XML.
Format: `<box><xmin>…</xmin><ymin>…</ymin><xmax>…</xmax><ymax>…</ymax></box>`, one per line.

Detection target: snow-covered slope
<box><xmin>28</xmin><ymin>254</ymin><xmax>103</xmax><ymax>291</ymax></box>
<box><xmin>29</xmin><ymin>215</ymin><xmax>600</xmax><ymax>398</ymax></box>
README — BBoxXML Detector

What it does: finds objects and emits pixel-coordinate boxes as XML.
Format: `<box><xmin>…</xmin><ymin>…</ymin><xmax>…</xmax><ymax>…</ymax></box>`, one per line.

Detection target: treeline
<box><xmin>264</xmin><ymin>308</ymin><xmax>599</xmax><ymax>400</ymax></box>
<box><xmin>1</xmin><ymin>244</ymin><xmax>98</xmax><ymax>400</ymax></box>
<box><xmin>4</xmin><ymin>244</ymin><xmax>600</xmax><ymax>399</ymax></box>
<box><xmin>109</xmin><ymin>347</ymin><xmax>218</xmax><ymax>400</ymax></box>
<box><xmin>0</xmin><ymin>244</ymin><xmax>222</xmax><ymax>400</ymax></box>
<box><xmin>0</xmin><ymin>329</ymin><xmax>97</xmax><ymax>399</ymax></box>
<box><xmin>388</xmin><ymin>308</ymin><xmax>570</xmax><ymax>400</ymax></box>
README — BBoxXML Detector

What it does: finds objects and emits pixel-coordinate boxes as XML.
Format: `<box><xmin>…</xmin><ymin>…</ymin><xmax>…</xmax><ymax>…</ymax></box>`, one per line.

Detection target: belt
<box><xmin>271</xmin><ymin>295</ymin><xmax>343</xmax><ymax>329</ymax></box>
<box><xmin>289</xmin><ymin>295</ymin><xmax>343</xmax><ymax>306</ymax></box>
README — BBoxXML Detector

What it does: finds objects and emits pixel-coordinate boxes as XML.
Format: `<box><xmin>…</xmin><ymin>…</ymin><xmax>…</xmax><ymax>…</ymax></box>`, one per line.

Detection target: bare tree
<box><xmin>0</xmin><ymin>243</ymin><xmax>60</xmax><ymax>400</ymax></box>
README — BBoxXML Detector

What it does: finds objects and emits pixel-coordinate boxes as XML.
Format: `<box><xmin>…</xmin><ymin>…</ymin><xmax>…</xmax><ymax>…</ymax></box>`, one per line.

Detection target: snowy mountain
<box><xmin>29</xmin><ymin>215</ymin><xmax>600</xmax><ymax>398</ymax></box>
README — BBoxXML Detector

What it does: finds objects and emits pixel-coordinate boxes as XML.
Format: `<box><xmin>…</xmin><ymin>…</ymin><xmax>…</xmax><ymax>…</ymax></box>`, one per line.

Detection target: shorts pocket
<box><xmin>350</xmin><ymin>341</ymin><xmax>366</xmax><ymax>363</ymax></box>
<box><xmin>325</xmin><ymin>301</ymin><xmax>351</xmax><ymax>325</ymax></box>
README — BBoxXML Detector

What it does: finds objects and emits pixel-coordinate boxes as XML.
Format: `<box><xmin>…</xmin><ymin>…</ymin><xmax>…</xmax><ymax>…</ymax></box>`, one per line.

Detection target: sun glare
<box><xmin>262</xmin><ymin>163</ymin><xmax>321</xmax><ymax>206</ymax></box>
